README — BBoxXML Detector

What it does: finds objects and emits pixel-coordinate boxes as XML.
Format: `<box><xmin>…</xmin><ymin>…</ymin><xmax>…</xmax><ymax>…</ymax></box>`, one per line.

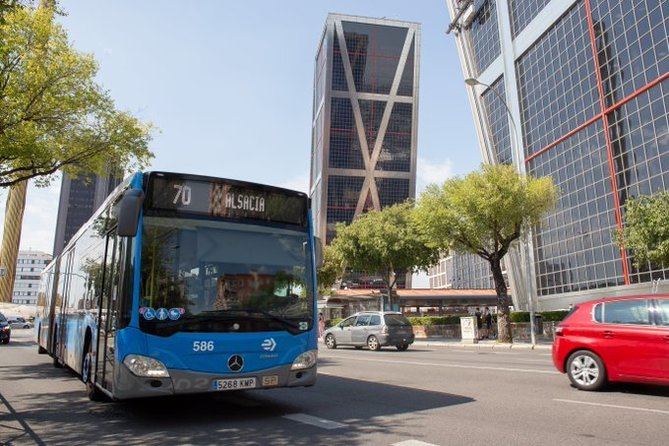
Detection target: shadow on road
<box><xmin>1</xmin><ymin>371</ymin><xmax>474</xmax><ymax>445</ymax></box>
<box><xmin>1</xmin><ymin>331</ymin><xmax>36</xmax><ymax>348</ymax></box>
<box><xmin>598</xmin><ymin>382</ymin><xmax>669</xmax><ymax>397</ymax></box>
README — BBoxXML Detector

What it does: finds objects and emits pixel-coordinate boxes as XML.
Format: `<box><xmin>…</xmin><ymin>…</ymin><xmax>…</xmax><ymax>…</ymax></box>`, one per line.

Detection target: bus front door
<box><xmin>94</xmin><ymin>229</ymin><xmax>124</xmax><ymax>393</ymax></box>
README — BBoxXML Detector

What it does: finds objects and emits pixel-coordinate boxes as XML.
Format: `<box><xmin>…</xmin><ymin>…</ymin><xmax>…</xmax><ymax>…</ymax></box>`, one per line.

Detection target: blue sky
<box><xmin>1</xmin><ymin>0</ymin><xmax>482</xmax><ymax>253</ymax></box>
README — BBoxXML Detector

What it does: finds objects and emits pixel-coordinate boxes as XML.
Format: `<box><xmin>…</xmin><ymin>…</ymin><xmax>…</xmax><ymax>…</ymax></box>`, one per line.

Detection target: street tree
<box><xmin>414</xmin><ymin>164</ymin><xmax>557</xmax><ymax>343</ymax></box>
<box><xmin>617</xmin><ymin>192</ymin><xmax>669</xmax><ymax>267</ymax></box>
<box><xmin>331</xmin><ymin>202</ymin><xmax>441</xmax><ymax>308</ymax></box>
<box><xmin>0</xmin><ymin>3</ymin><xmax>154</xmax><ymax>188</ymax></box>
<box><xmin>317</xmin><ymin>244</ymin><xmax>345</xmax><ymax>294</ymax></box>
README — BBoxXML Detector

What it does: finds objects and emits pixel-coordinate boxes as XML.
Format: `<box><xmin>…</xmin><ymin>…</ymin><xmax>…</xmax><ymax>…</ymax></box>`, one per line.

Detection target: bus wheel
<box><xmin>83</xmin><ymin>343</ymin><xmax>106</xmax><ymax>402</ymax></box>
<box><xmin>52</xmin><ymin>330</ymin><xmax>62</xmax><ymax>368</ymax></box>
<box><xmin>37</xmin><ymin>325</ymin><xmax>47</xmax><ymax>354</ymax></box>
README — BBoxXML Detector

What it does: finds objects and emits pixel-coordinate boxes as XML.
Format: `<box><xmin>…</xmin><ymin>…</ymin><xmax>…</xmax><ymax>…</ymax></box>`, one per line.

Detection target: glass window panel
<box><xmin>516</xmin><ymin>2</ymin><xmax>599</xmax><ymax>157</ymax></box>
<box><xmin>466</xmin><ymin>0</ymin><xmax>501</xmax><ymax>75</ymax></box>
<box><xmin>603</xmin><ymin>299</ymin><xmax>650</xmax><ymax>325</ymax></box>
<box><xmin>509</xmin><ymin>0</ymin><xmax>552</xmax><ymax>38</ymax></box>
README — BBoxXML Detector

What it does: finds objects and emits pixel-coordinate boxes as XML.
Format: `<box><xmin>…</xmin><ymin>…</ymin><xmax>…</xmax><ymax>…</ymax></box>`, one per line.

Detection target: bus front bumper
<box><xmin>114</xmin><ymin>362</ymin><xmax>317</xmax><ymax>400</ymax></box>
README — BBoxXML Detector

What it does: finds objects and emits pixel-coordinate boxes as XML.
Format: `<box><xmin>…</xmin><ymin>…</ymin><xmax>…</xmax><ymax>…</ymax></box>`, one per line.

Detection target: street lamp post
<box><xmin>464</xmin><ymin>77</ymin><xmax>537</xmax><ymax>346</ymax></box>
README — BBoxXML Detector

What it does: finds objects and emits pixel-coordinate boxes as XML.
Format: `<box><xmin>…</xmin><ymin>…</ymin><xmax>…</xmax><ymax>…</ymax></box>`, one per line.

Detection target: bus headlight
<box><xmin>290</xmin><ymin>350</ymin><xmax>317</xmax><ymax>371</ymax></box>
<box><xmin>123</xmin><ymin>354</ymin><xmax>170</xmax><ymax>378</ymax></box>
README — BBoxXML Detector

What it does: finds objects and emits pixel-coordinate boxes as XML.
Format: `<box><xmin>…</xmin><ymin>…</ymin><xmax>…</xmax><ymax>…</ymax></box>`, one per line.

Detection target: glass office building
<box><xmin>310</xmin><ymin>14</ymin><xmax>420</xmax><ymax>245</ymax></box>
<box><xmin>53</xmin><ymin>173</ymin><xmax>121</xmax><ymax>256</ymax></box>
<box><xmin>428</xmin><ymin>253</ymin><xmax>496</xmax><ymax>289</ymax></box>
<box><xmin>447</xmin><ymin>0</ymin><xmax>668</xmax><ymax>310</ymax></box>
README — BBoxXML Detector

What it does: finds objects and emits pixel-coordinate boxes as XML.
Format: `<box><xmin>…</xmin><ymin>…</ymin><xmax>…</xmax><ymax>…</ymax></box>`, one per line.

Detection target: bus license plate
<box><xmin>212</xmin><ymin>377</ymin><xmax>257</xmax><ymax>391</ymax></box>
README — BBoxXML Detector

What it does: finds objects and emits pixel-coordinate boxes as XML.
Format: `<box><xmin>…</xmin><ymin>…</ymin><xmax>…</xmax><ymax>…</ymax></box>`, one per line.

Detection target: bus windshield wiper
<box><xmin>201</xmin><ymin>309</ymin><xmax>302</xmax><ymax>331</ymax></box>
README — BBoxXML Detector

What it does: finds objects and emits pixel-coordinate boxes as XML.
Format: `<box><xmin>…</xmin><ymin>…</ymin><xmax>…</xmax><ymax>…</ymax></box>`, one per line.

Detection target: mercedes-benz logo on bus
<box><xmin>227</xmin><ymin>355</ymin><xmax>244</xmax><ymax>372</ymax></box>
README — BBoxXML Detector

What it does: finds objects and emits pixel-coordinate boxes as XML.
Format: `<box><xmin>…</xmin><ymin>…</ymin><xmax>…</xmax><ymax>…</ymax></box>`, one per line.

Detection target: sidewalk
<box><xmin>413</xmin><ymin>337</ymin><xmax>553</xmax><ymax>350</ymax></box>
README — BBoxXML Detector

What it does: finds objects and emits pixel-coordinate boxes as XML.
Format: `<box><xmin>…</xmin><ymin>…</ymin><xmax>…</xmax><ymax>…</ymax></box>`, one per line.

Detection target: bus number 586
<box><xmin>193</xmin><ymin>341</ymin><xmax>214</xmax><ymax>352</ymax></box>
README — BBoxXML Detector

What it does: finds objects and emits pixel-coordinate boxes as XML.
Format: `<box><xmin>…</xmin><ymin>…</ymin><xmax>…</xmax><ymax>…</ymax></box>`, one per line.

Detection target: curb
<box><xmin>414</xmin><ymin>341</ymin><xmax>552</xmax><ymax>351</ymax></box>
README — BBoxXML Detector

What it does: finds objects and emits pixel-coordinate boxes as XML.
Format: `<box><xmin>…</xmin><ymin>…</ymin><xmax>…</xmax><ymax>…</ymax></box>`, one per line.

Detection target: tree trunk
<box><xmin>490</xmin><ymin>256</ymin><xmax>512</xmax><ymax>343</ymax></box>
<box><xmin>387</xmin><ymin>270</ymin><xmax>397</xmax><ymax>311</ymax></box>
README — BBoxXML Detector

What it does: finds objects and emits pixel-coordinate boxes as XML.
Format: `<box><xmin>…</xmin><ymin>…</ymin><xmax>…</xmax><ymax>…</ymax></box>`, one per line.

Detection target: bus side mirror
<box><xmin>315</xmin><ymin>236</ymin><xmax>324</xmax><ymax>268</ymax></box>
<box><xmin>117</xmin><ymin>189</ymin><xmax>144</xmax><ymax>237</ymax></box>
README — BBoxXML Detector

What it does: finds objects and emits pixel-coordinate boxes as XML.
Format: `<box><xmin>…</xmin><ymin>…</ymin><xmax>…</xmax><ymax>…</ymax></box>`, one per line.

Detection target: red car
<box><xmin>552</xmin><ymin>294</ymin><xmax>669</xmax><ymax>390</ymax></box>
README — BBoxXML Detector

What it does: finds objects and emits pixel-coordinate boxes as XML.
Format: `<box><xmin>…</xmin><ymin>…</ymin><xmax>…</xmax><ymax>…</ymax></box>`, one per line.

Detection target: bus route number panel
<box><xmin>147</xmin><ymin>175</ymin><xmax>307</xmax><ymax>226</ymax></box>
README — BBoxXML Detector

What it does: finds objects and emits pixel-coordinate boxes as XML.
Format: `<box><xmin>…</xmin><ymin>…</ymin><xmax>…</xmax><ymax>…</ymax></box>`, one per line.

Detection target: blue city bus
<box><xmin>35</xmin><ymin>171</ymin><xmax>319</xmax><ymax>401</ymax></box>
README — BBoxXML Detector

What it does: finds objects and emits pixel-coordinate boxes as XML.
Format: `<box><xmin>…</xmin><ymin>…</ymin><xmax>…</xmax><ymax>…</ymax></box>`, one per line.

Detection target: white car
<box><xmin>7</xmin><ymin>316</ymin><xmax>33</xmax><ymax>329</ymax></box>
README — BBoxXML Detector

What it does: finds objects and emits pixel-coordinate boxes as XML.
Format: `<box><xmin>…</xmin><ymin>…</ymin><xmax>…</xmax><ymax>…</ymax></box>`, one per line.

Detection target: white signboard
<box><xmin>460</xmin><ymin>316</ymin><xmax>478</xmax><ymax>344</ymax></box>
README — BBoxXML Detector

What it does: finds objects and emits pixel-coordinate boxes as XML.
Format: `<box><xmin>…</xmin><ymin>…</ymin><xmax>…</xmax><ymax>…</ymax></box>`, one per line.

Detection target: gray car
<box><xmin>323</xmin><ymin>311</ymin><xmax>415</xmax><ymax>351</ymax></box>
<box><xmin>7</xmin><ymin>316</ymin><xmax>33</xmax><ymax>329</ymax></box>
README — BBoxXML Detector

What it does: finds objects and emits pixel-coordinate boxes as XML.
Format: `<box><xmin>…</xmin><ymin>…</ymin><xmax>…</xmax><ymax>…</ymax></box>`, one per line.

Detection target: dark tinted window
<box><xmin>656</xmin><ymin>300</ymin><xmax>669</xmax><ymax>326</ymax></box>
<box><xmin>355</xmin><ymin>315</ymin><xmax>372</xmax><ymax>326</ymax></box>
<box><xmin>384</xmin><ymin>314</ymin><xmax>411</xmax><ymax>326</ymax></box>
<box><xmin>603</xmin><ymin>300</ymin><xmax>650</xmax><ymax>325</ymax></box>
<box><xmin>369</xmin><ymin>315</ymin><xmax>381</xmax><ymax>326</ymax></box>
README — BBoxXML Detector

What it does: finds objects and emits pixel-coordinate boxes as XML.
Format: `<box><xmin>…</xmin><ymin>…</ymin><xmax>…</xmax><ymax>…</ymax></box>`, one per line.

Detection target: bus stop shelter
<box><xmin>319</xmin><ymin>289</ymin><xmax>503</xmax><ymax>319</ymax></box>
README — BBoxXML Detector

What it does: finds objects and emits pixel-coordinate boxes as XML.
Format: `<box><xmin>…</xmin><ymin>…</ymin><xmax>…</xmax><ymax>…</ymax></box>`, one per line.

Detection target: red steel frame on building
<box><xmin>524</xmin><ymin>0</ymin><xmax>669</xmax><ymax>285</ymax></box>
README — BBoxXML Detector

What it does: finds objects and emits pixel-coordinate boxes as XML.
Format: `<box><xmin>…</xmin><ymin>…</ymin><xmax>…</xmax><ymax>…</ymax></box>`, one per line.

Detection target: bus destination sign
<box><xmin>147</xmin><ymin>174</ymin><xmax>307</xmax><ymax>226</ymax></box>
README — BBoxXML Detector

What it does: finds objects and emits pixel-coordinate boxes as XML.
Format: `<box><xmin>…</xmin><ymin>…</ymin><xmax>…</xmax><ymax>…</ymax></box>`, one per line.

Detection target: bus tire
<box><xmin>37</xmin><ymin>325</ymin><xmax>47</xmax><ymax>354</ymax></box>
<box><xmin>52</xmin><ymin>327</ymin><xmax>62</xmax><ymax>368</ymax></box>
<box><xmin>83</xmin><ymin>342</ymin><xmax>106</xmax><ymax>402</ymax></box>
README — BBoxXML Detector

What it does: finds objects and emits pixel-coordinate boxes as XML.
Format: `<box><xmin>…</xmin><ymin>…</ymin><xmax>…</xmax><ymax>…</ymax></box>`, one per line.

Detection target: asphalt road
<box><xmin>1</xmin><ymin>330</ymin><xmax>667</xmax><ymax>446</ymax></box>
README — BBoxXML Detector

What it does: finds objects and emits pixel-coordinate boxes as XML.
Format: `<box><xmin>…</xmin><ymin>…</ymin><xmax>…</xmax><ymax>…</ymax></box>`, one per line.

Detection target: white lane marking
<box><xmin>320</xmin><ymin>354</ymin><xmax>559</xmax><ymax>375</ymax></box>
<box><xmin>553</xmin><ymin>399</ymin><xmax>669</xmax><ymax>415</ymax></box>
<box><xmin>283</xmin><ymin>413</ymin><xmax>346</xmax><ymax>430</ymax></box>
<box><xmin>393</xmin><ymin>440</ymin><xmax>440</xmax><ymax>446</ymax></box>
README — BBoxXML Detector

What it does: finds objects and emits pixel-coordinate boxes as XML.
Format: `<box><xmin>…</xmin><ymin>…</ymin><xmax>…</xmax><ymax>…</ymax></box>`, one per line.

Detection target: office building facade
<box><xmin>11</xmin><ymin>250</ymin><xmax>52</xmax><ymax>305</ymax></box>
<box><xmin>428</xmin><ymin>253</ymin><xmax>495</xmax><ymax>290</ymax></box>
<box><xmin>447</xmin><ymin>0</ymin><xmax>668</xmax><ymax>310</ymax></box>
<box><xmin>53</xmin><ymin>173</ymin><xmax>121</xmax><ymax>256</ymax></box>
<box><xmin>310</xmin><ymin>14</ymin><xmax>421</xmax><ymax>248</ymax></box>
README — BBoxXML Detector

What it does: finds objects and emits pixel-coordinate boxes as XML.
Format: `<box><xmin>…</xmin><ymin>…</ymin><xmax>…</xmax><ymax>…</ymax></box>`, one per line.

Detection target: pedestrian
<box><xmin>474</xmin><ymin>307</ymin><xmax>482</xmax><ymax>340</ymax></box>
<box><xmin>484</xmin><ymin>307</ymin><xmax>493</xmax><ymax>339</ymax></box>
<box><xmin>318</xmin><ymin>312</ymin><xmax>325</xmax><ymax>339</ymax></box>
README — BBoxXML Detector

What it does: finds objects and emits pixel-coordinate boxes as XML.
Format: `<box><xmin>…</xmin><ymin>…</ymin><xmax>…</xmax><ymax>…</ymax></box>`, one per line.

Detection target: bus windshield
<box><xmin>139</xmin><ymin>216</ymin><xmax>313</xmax><ymax>336</ymax></box>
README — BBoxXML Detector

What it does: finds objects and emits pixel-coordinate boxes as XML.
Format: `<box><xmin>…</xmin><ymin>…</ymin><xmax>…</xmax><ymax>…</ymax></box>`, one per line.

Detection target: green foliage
<box><xmin>317</xmin><ymin>245</ymin><xmax>345</xmax><ymax>294</ymax></box>
<box><xmin>617</xmin><ymin>192</ymin><xmax>669</xmax><ymax>267</ymax></box>
<box><xmin>325</xmin><ymin>317</ymin><xmax>342</xmax><ymax>328</ymax></box>
<box><xmin>0</xmin><ymin>4</ymin><xmax>154</xmax><ymax>188</ymax></box>
<box><xmin>414</xmin><ymin>164</ymin><xmax>558</xmax><ymax>260</ymax></box>
<box><xmin>331</xmin><ymin>201</ymin><xmax>441</xmax><ymax>291</ymax></box>
<box><xmin>408</xmin><ymin>316</ymin><xmax>462</xmax><ymax>326</ymax></box>
<box><xmin>509</xmin><ymin>311</ymin><xmax>568</xmax><ymax>322</ymax></box>
<box><xmin>541</xmin><ymin>310</ymin><xmax>568</xmax><ymax>322</ymax></box>
<box><xmin>509</xmin><ymin>312</ymin><xmax>531</xmax><ymax>323</ymax></box>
